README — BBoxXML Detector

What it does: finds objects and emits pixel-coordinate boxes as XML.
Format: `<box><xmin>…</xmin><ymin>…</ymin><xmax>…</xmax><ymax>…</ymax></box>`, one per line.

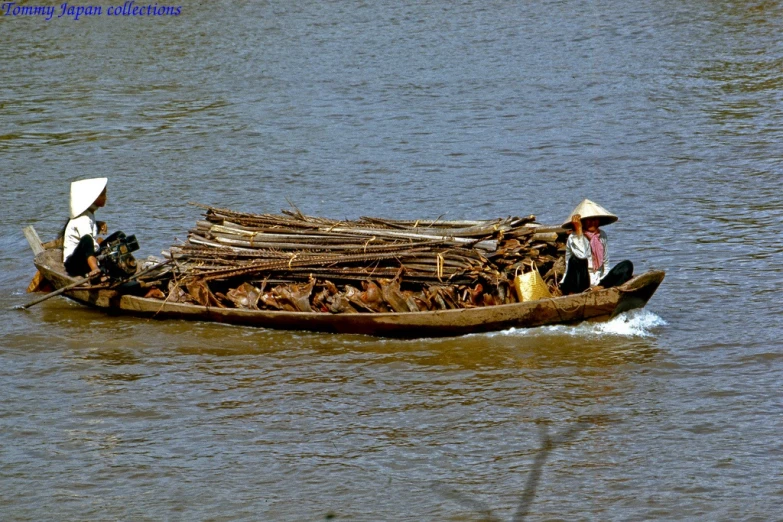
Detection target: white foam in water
<box><xmin>485</xmin><ymin>309</ymin><xmax>667</xmax><ymax>339</ymax></box>
<box><xmin>588</xmin><ymin>309</ymin><xmax>667</xmax><ymax>337</ymax></box>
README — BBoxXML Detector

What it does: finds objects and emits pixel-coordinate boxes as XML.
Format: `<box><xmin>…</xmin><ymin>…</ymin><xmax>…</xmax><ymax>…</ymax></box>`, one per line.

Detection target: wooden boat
<box><xmin>31</xmin><ymin>247</ymin><xmax>664</xmax><ymax>338</ymax></box>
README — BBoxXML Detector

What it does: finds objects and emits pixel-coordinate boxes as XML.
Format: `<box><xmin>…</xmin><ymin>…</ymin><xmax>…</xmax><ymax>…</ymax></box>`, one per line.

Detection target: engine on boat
<box><xmin>98</xmin><ymin>231</ymin><xmax>139</xmax><ymax>279</ymax></box>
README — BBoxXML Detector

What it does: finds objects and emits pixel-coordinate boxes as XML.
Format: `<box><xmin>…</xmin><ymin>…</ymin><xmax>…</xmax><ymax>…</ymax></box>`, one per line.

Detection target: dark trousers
<box><xmin>561</xmin><ymin>257</ymin><xmax>590</xmax><ymax>295</ymax></box>
<box><xmin>561</xmin><ymin>258</ymin><xmax>634</xmax><ymax>295</ymax></box>
<box><xmin>64</xmin><ymin>235</ymin><xmax>97</xmax><ymax>276</ymax></box>
<box><xmin>599</xmin><ymin>260</ymin><xmax>634</xmax><ymax>289</ymax></box>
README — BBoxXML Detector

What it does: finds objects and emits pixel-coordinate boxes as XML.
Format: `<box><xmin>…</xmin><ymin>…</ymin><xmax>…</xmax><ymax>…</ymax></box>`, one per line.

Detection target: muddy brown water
<box><xmin>1</xmin><ymin>1</ymin><xmax>781</xmax><ymax>520</ymax></box>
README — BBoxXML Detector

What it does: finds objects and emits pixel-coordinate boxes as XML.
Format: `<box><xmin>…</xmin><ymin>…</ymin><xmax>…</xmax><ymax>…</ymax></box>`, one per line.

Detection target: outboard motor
<box><xmin>98</xmin><ymin>231</ymin><xmax>139</xmax><ymax>279</ymax></box>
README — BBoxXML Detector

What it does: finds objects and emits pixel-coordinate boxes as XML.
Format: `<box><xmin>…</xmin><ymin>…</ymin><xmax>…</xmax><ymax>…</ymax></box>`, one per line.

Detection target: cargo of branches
<box><xmin>161</xmin><ymin>205</ymin><xmax>569</xmax><ymax>314</ymax></box>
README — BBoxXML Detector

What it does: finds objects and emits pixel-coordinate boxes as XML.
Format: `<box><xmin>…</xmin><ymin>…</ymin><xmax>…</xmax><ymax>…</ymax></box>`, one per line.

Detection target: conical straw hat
<box><xmin>562</xmin><ymin>198</ymin><xmax>618</xmax><ymax>228</ymax></box>
<box><xmin>70</xmin><ymin>178</ymin><xmax>107</xmax><ymax>218</ymax></box>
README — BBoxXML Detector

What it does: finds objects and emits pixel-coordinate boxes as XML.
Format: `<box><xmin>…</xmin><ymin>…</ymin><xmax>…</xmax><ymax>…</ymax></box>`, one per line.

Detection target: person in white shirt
<box><xmin>63</xmin><ymin>178</ymin><xmax>108</xmax><ymax>277</ymax></box>
<box><xmin>559</xmin><ymin>199</ymin><xmax>633</xmax><ymax>295</ymax></box>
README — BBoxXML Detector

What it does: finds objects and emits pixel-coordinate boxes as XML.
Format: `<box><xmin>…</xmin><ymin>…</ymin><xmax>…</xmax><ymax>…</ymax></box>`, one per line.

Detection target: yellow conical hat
<box><xmin>562</xmin><ymin>198</ymin><xmax>618</xmax><ymax>228</ymax></box>
<box><xmin>69</xmin><ymin>178</ymin><xmax>107</xmax><ymax>218</ymax></box>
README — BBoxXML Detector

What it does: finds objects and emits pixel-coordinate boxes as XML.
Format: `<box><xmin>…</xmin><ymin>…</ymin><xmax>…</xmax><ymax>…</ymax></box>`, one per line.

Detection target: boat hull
<box><xmin>34</xmin><ymin>249</ymin><xmax>664</xmax><ymax>338</ymax></box>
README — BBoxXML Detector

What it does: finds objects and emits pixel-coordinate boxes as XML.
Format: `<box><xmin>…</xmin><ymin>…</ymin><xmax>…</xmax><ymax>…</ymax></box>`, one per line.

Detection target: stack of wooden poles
<box><xmin>157</xmin><ymin>205</ymin><xmax>567</xmax><ymax>313</ymax></box>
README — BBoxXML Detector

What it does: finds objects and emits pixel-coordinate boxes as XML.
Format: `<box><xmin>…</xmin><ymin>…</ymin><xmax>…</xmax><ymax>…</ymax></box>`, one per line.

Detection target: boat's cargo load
<box><xmin>160</xmin><ymin>205</ymin><xmax>569</xmax><ymax>312</ymax></box>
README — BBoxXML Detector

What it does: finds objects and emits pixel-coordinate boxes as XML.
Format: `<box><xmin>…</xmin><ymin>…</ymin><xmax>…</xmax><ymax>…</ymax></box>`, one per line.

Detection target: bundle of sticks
<box><xmin>150</xmin><ymin>205</ymin><xmax>568</xmax><ymax>313</ymax></box>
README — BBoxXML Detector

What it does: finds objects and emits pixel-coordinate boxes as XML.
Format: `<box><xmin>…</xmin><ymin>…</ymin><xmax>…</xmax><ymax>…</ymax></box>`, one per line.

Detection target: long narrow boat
<box><xmin>31</xmin><ymin>248</ymin><xmax>664</xmax><ymax>338</ymax></box>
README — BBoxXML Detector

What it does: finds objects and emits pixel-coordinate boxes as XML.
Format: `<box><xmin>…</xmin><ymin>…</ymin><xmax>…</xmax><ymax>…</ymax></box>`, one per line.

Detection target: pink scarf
<box><xmin>584</xmin><ymin>230</ymin><xmax>604</xmax><ymax>270</ymax></box>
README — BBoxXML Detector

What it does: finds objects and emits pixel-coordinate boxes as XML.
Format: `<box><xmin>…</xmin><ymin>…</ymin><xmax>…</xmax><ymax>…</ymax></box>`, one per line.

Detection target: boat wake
<box><xmin>489</xmin><ymin>309</ymin><xmax>667</xmax><ymax>338</ymax></box>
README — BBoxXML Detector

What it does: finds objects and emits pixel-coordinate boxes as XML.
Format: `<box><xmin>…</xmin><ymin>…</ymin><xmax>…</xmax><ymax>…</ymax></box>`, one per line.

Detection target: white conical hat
<box><xmin>562</xmin><ymin>198</ymin><xmax>618</xmax><ymax>228</ymax></box>
<box><xmin>70</xmin><ymin>177</ymin><xmax>107</xmax><ymax>218</ymax></box>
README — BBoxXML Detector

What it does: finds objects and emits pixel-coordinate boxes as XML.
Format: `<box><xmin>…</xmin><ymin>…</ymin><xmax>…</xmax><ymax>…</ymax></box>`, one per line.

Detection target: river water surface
<box><xmin>1</xmin><ymin>1</ymin><xmax>781</xmax><ymax>520</ymax></box>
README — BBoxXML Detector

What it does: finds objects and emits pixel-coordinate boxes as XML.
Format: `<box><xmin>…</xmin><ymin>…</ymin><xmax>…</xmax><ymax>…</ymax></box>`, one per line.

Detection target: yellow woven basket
<box><xmin>514</xmin><ymin>265</ymin><xmax>552</xmax><ymax>302</ymax></box>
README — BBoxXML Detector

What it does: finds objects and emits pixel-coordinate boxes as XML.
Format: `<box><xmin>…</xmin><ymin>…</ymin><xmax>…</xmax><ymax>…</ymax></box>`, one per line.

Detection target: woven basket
<box><xmin>514</xmin><ymin>265</ymin><xmax>552</xmax><ymax>302</ymax></box>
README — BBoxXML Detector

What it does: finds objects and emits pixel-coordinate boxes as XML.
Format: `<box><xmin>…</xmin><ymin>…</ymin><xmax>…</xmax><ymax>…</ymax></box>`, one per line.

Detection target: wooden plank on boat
<box><xmin>23</xmin><ymin>226</ymin><xmax>44</xmax><ymax>256</ymax></box>
<box><xmin>42</xmin><ymin>237</ymin><xmax>64</xmax><ymax>249</ymax></box>
<box><xmin>27</xmin><ymin>270</ymin><xmax>53</xmax><ymax>293</ymax></box>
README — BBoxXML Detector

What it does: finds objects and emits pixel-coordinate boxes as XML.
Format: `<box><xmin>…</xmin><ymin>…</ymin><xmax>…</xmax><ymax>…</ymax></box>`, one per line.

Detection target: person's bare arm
<box><xmin>96</xmin><ymin>221</ymin><xmax>108</xmax><ymax>244</ymax></box>
<box><xmin>571</xmin><ymin>214</ymin><xmax>582</xmax><ymax>236</ymax></box>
